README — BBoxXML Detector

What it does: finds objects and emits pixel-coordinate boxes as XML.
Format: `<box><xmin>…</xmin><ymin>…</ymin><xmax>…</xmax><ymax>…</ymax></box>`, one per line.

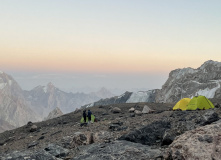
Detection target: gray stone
<box><xmin>130</xmin><ymin>113</ymin><xmax>135</xmax><ymax>117</ymax></box>
<box><xmin>142</xmin><ymin>105</ymin><xmax>151</xmax><ymax>114</ymax></box>
<box><xmin>45</xmin><ymin>144</ymin><xmax>69</xmax><ymax>158</ymax></box>
<box><xmin>72</xmin><ymin>132</ymin><xmax>88</xmax><ymax>145</ymax></box>
<box><xmin>201</xmin><ymin>110</ymin><xmax>219</xmax><ymax>125</ymax></box>
<box><xmin>112</xmin><ymin>107</ymin><xmax>121</xmax><ymax>113</ymax></box>
<box><xmin>161</xmin><ymin>129</ymin><xmax>176</xmax><ymax>146</ymax></box>
<box><xmin>119</xmin><ymin>120</ymin><xmax>171</xmax><ymax>145</ymax></box>
<box><xmin>215</xmin><ymin>103</ymin><xmax>220</xmax><ymax>108</ymax></box>
<box><xmin>129</xmin><ymin>107</ymin><xmax>135</xmax><ymax>113</ymax></box>
<box><xmin>134</xmin><ymin>110</ymin><xmax>142</xmax><ymax>116</ymax></box>
<box><xmin>30</xmin><ymin>125</ymin><xmax>38</xmax><ymax>132</ymax></box>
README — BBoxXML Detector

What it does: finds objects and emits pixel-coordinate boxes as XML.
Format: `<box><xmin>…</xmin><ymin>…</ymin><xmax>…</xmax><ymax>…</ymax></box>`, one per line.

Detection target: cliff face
<box><xmin>156</xmin><ymin>60</ymin><xmax>221</xmax><ymax>103</ymax></box>
<box><xmin>0</xmin><ymin>72</ymin><xmax>40</xmax><ymax>128</ymax></box>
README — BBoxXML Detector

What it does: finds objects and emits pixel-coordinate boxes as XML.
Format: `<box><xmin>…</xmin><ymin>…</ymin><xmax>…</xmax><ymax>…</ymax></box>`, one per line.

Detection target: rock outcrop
<box><xmin>142</xmin><ymin>105</ymin><xmax>152</xmax><ymax>114</ymax></box>
<box><xmin>112</xmin><ymin>107</ymin><xmax>121</xmax><ymax>113</ymax></box>
<box><xmin>72</xmin><ymin>140</ymin><xmax>162</xmax><ymax>160</ymax></box>
<box><xmin>120</xmin><ymin>108</ymin><xmax>220</xmax><ymax>146</ymax></box>
<box><xmin>45</xmin><ymin>107</ymin><xmax>63</xmax><ymax>120</ymax></box>
<box><xmin>165</xmin><ymin>120</ymin><xmax>221</xmax><ymax>159</ymax></box>
<box><xmin>156</xmin><ymin>60</ymin><xmax>221</xmax><ymax>103</ymax></box>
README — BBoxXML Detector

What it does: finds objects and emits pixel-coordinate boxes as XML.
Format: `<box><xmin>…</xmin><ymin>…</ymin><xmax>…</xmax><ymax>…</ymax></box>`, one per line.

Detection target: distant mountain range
<box><xmin>0</xmin><ymin>71</ymin><xmax>115</xmax><ymax>132</ymax></box>
<box><xmin>23</xmin><ymin>83</ymin><xmax>111</xmax><ymax>117</ymax></box>
<box><xmin>83</xmin><ymin>60</ymin><xmax>221</xmax><ymax>108</ymax></box>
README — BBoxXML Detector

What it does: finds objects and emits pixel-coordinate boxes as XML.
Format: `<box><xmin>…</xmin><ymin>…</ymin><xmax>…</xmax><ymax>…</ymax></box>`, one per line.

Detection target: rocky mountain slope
<box><xmin>83</xmin><ymin>60</ymin><xmax>221</xmax><ymax>108</ymax></box>
<box><xmin>156</xmin><ymin>60</ymin><xmax>221</xmax><ymax>103</ymax></box>
<box><xmin>0</xmin><ymin>99</ymin><xmax>220</xmax><ymax>159</ymax></box>
<box><xmin>0</xmin><ymin>71</ymin><xmax>40</xmax><ymax>129</ymax></box>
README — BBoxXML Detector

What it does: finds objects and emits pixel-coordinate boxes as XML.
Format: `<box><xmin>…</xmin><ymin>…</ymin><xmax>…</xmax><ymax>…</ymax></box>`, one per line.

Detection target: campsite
<box><xmin>0</xmin><ymin>97</ymin><xmax>220</xmax><ymax>159</ymax></box>
<box><xmin>173</xmin><ymin>96</ymin><xmax>214</xmax><ymax>111</ymax></box>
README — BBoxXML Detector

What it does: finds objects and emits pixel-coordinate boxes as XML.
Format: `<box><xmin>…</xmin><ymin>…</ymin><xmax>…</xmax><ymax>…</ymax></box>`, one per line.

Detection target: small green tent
<box><xmin>80</xmin><ymin>115</ymin><xmax>95</xmax><ymax>123</ymax></box>
<box><xmin>186</xmin><ymin>96</ymin><xmax>214</xmax><ymax>110</ymax></box>
<box><xmin>173</xmin><ymin>98</ymin><xmax>191</xmax><ymax>110</ymax></box>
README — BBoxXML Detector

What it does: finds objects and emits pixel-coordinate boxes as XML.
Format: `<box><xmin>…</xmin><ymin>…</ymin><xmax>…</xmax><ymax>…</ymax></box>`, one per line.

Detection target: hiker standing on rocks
<box><xmin>88</xmin><ymin>109</ymin><xmax>92</xmax><ymax>122</ymax></box>
<box><xmin>83</xmin><ymin>110</ymin><xmax>87</xmax><ymax>122</ymax></box>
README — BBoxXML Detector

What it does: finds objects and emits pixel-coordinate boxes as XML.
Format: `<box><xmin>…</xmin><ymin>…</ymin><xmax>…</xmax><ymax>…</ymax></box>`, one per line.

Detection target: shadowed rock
<box><xmin>72</xmin><ymin>140</ymin><xmax>162</xmax><ymax>160</ymax></box>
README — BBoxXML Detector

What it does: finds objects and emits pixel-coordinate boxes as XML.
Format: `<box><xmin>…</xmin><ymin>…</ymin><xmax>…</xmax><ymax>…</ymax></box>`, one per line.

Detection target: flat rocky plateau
<box><xmin>0</xmin><ymin>99</ymin><xmax>221</xmax><ymax>160</ymax></box>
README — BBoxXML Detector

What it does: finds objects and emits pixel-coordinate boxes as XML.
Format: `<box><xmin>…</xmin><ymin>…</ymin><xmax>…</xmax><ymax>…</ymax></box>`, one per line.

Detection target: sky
<box><xmin>0</xmin><ymin>0</ymin><xmax>221</xmax><ymax>92</ymax></box>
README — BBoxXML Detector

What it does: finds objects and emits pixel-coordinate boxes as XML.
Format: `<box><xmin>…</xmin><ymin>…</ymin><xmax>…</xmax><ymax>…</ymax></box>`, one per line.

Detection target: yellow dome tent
<box><xmin>173</xmin><ymin>98</ymin><xmax>191</xmax><ymax>110</ymax></box>
<box><xmin>186</xmin><ymin>96</ymin><xmax>214</xmax><ymax>110</ymax></box>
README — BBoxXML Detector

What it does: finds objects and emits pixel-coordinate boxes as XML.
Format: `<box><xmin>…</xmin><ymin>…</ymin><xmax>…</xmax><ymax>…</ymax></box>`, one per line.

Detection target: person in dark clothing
<box><xmin>88</xmin><ymin>109</ymin><xmax>92</xmax><ymax>122</ymax></box>
<box><xmin>83</xmin><ymin>110</ymin><xmax>87</xmax><ymax>122</ymax></box>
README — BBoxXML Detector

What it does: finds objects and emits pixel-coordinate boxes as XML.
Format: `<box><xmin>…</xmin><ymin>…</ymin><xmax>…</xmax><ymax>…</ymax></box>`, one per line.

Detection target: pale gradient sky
<box><xmin>0</xmin><ymin>1</ymin><xmax>221</xmax><ymax>91</ymax></box>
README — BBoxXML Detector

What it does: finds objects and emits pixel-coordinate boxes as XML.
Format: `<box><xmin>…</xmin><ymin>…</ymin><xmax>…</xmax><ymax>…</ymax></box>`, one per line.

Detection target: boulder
<box><xmin>134</xmin><ymin>110</ymin><xmax>142</xmax><ymax>116</ymax></box>
<box><xmin>60</xmin><ymin>136</ymin><xmax>74</xmax><ymax>148</ymax></box>
<box><xmin>45</xmin><ymin>144</ymin><xmax>69</xmax><ymax>158</ymax></box>
<box><xmin>119</xmin><ymin>120</ymin><xmax>171</xmax><ymax>145</ymax></box>
<box><xmin>109</xmin><ymin>121</ymin><xmax>127</xmax><ymax>131</ymax></box>
<box><xmin>214</xmin><ymin>103</ymin><xmax>220</xmax><ymax>108</ymax></box>
<box><xmin>94</xmin><ymin>131</ymin><xmax>113</xmax><ymax>143</ymax></box>
<box><xmin>201</xmin><ymin>110</ymin><xmax>219</xmax><ymax>125</ymax></box>
<box><xmin>112</xmin><ymin>107</ymin><xmax>121</xmax><ymax>113</ymax></box>
<box><xmin>30</xmin><ymin>125</ymin><xmax>38</xmax><ymax>132</ymax></box>
<box><xmin>72</xmin><ymin>132</ymin><xmax>88</xmax><ymax>146</ymax></box>
<box><xmin>164</xmin><ymin>121</ymin><xmax>221</xmax><ymax>160</ymax></box>
<box><xmin>109</xmin><ymin>124</ymin><xmax>121</xmax><ymax>131</ymax></box>
<box><xmin>161</xmin><ymin>129</ymin><xmax>177</xmax><ymax>146</ymax></box>
<box><xmin>142</xmin><ymin>105</ymin><xmax>151</xmax><ymax>114</ymax></box>
<box><xmin>129</xmin><ymin>107</ymin><xmax>135</xmax><ymax>113</ymax></box>
<box><xmin>130</xmin><ymin>113</ymin><xmax>135</xmax><ymax>117</ymax></box>
<box><xmin>27</xmin><ymin>121</ymin><xmax>33</xmax><ymax>126</ymax></box>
